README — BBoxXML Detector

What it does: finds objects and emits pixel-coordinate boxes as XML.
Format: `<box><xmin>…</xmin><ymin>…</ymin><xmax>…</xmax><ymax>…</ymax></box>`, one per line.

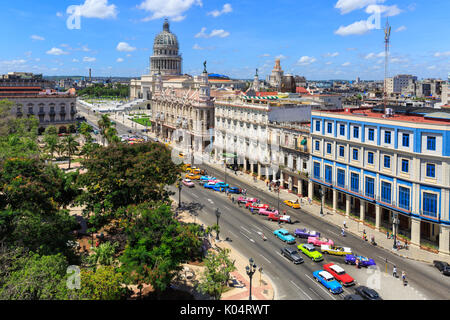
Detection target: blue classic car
<box><xmin>294</xmin><ymin>228</ymin><xmax>320</xmax><ymax>239</ymax></box>
<box><xmin>200</xmin><ymin>176</ymin><xmax>216</xmax><ymax>181</ymax></box>
<box><xmin>203</xmin><ymin>182</ymin><xmax>218</xmax><ymax>189</ymax></box>
<box><xmin>214</xmin><ymin>182</ymin><xmax>229</xmax><ymax>188</ymax></box>
<box><xmin>312</xmin><ymin>270</ymin><xmax>344</xmax><ymax>294</ymax></box>
<box><xmin>345</xmin><ymin>255</ymin><xmax>376</xmax><ymax>267</ymax></box>
<box><xmin>273</xmin><ymin>229</ymin><xmax>296</xmax><ymax>244</ymax></box>
<box><xmin>226</xmin><ymin>187</ymin><xmax>241</xmax><ymax>194</ymax></box>
<box><xmin>212</xmin><ymin>185</ymin><xmax>227</xmax><ymax>192</ymax></box>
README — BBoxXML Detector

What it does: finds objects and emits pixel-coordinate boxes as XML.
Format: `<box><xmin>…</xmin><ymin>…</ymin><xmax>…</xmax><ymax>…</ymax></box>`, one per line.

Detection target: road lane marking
<box><xmin>207</xmin><ymin>199</ymin><xmax>214</xmax><ymax>204</ymax></box>
<box><xmin>289</xmin><ymin>280</ymin><xmax>312</xmax><ymax>300</ymax></box>
<box><xmin>252</xmin><ymin>224</ymin><xmax>263</xmax><ymax>232</ymax></box>
<box><xmin>241</xmin><ymin>226</ymin><xmax>251</xmax><ymax>234</ymax></box>
<box><xmin>191</xmin><ymin>193</ymin><xmax>199</xmax><ymax>198</ymax></box>
<box><xmin>240</xmin><ymin>231</ymin><xmax>255</xmax><ymax>243</ymax></box>
<box><xmin>259</xmin><ymin>254</ymin><xmax>271</xmax><ymax>264</ymax></box>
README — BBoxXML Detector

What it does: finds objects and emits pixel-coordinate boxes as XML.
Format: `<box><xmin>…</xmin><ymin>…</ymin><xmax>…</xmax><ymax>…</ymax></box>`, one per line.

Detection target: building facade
<box><xmin>309</xmin><ymin>107</ymin><xmax>450</xmax><ymax>255</ymax></box>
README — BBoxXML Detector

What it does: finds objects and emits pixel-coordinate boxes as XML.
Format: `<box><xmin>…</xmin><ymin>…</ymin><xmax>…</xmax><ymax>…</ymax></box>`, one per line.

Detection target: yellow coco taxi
<box><xmin>185</xmin><ymin>173</ymin><xmax>201</xmax><ymax>180</ymax></box>
<box><xmin>284</xmin><ymin>200</ymin><xmax>301</xmax><ymax>209</ymax></box>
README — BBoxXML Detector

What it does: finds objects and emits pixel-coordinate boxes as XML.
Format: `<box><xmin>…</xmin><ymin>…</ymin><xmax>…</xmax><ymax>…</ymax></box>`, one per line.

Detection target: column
<box><xmin>345</xmin><ymin>195</ymin><xmax>350</xmax><ymax>217</ymax></box>
<box><xmin>308</xmin><ymin>180</ymin><xmax>313</xmax><ymax>199</ymax></box>
<box><xmin>244</xmin><ymin>158</ymin><xmax>248</xmax><ymax>172</ymax></box>
<box><xmin>439</xmin><ymin>225</ymin><xmax>450</xmax><ymax>256</ymax></box>
<box><xmin>375</xmin><ymin>204</ymin><xmax>381</xmax><ymax>230</ymax></box>
<box><xmin>257</xmin><ymin>163</ymin><xmax>261</xmax><ymax>179</ymax></box>
<box><xmin>298</xmin><ymin>180</ymin><xmax>303</xmax><ymax>196</ymax></box>
<box><xmin>333</xmin><ymin>189</ymin><xmax>337</xmax><ymax>212</ymax></box>
<box><xmin>360</xmin><ymin>200</ymin><xmax>365</xmax><ymax>222</ymax></box>
<box><xmin>410</xmin><ymin>217</ymin><xmax>421</xmax><ymax>247</ymax></box>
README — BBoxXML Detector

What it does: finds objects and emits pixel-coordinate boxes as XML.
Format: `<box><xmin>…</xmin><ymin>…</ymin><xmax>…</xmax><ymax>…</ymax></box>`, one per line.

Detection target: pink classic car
<box><xmin>258</xmin><ymin>208</ymin><xmax>279</xmax><ymax>216</ymax></box>
<box><xmin>237</xmin><ymin>197</ymin><xmax>258</xmax><ymax>204</ymax></box>
<box><xmin>307</xmin><ymin>237</ymin><xmax>334</xmax><ymax>246</ymax></box>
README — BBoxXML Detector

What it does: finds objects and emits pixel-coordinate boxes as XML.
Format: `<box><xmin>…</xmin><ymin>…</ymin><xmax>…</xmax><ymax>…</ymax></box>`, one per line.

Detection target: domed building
<box><xmin>150</xmin><ymin>19</ymin><xmax>182</xmax><ymax>76</ymax></box>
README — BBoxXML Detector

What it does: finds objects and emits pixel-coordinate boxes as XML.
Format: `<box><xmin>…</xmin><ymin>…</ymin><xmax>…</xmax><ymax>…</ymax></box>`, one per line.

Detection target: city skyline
<box><xmin>2</xmin><ymin>0</ymin><xmax>450</xmax><ymax>80</ymax></box>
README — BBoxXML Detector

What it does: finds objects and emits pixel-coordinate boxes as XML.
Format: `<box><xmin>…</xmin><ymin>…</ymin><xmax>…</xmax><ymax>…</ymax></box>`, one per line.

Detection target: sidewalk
<box><xmin>205</xmin><ymin>161</ymin><xmax>450</xmax><ymax>265</ymax></box>
<box><xmin>174</xmin><ymin>206</ymin><xmax>275</xmax><ymax>301</ymax></box>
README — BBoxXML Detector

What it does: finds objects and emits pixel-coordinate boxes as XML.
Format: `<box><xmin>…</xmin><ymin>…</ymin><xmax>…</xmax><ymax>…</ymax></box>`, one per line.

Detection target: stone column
<box><xmin>298</xmin><ymin>180</ymin><xmax>303</xmax><ymax>196</ymax></box>
<box><xmin>375</xmin><ymin>205</ymin><xmax>381</xmax><ymax>230</ymax></box>
<box><xmin>439</xmin><ymin>225</ymin><xmax>450</xmax><ymax>256</ymax></box>
<box><xmin>280</xmin><ymin>171</ymin><xmax>284</xmax><ymax>188</ymax></box>
<box><xmin>410</xmin><ymin>217</ymin><xmax>421</xmax><ymax>247</ymax></box>
<box><xmin>244</xmin><ymin>158</ymin><xmax>248</xmax><ymax>172</ymax></box>
<box><xmin>360</xmin><ymin>200</ymin><xmax>365</xmax><ymax>222</ymax></box>
<box><xmin>258</xmin><ymin>163</ymin><xmax>261</xmax><ymax>179</ymax></box>
<box><xmin>333</xmin><ymin>189</ymin><xmax>337</xmax><ymax>212</ymax></box>
<box><xmin>345</xmin><ymin>195</ymin><xmax>350</xmax><ymax>217</ymax></box>
<box><xmin>308</xmin><ymin>180</ymin><xmax>313</xmax><ymax>199</ymax></box>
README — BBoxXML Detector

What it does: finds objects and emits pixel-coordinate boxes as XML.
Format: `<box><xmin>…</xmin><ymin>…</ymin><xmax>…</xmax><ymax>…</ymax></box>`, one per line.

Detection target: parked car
<box><xmin>312</xmin><ymin>270</ymin><xmax>343</xmax><ymax>294</ymax></box>
<box><xmin>273</xmin><ymin>229</ymin><xmax>296</xmax><ymax>244</ymax></box>
<box><xmin>308</xmin><ymin>237</ymin><xmax>334</xmax><ymax>246</ymax></box>
<box><xmin>297</xmin><ymin>243</ymin><xmax>323</xmax><ymax>262</ymax></box>
<box><xmin>246</xmin><ymin>202</ymin><xmax>270</xmax><ymax>210</ymax></box>
<box><xmin>354</xmin><ymin>286</ymin><xmax>382</xmax><ymax>300</ymax></box>
<box><xmin>227</xmin><ymin>187</ymin><xmax>241</xmax><ymax>194</ymax></box>
<box><xmin>204</xmin><ymin>182</ymin><xmax>218</xmax><ymax>189</ymax></box>
<box><xmin>237</xmin><ymin>197</ymin><xmax>258</xmax><ymax>204</ymax></box>
<box><xmin>284</xmin><ymin>200</ymin><xmax>301</xmax><ymax>209</ymax></box>
<box><xmin>323</xmin><ymin>263</ymin><xmax>355</xmax><ymax>286</ymax></box>
<box><xmin>345</xmin><ymin>255</ymin><xmax>376</xmax><ymax>267</ymax></box>
<box><xmin>295</xmin><ymin>228</ymin><xmax>320</xmax><ymax>239</ymax></box>
<box><xmin>433</xmin><ymin>261</ymin><xmax>450</xmax><ymax>276</ymax></box>
<box><xmin>258</xmin><ymin>208</ymin><xmax>278</xmax><ymax>216</ymax></box>
<box><xmin>321</xmin><ymin>245</ymin><xmax>352</xmax><ymax>256</ymax></box>
<box><xmin>212</xmin><ymin>185</ymin><xmax>227</xmax><ymax>192</ymax></box>
<box><xmin>200</xmin><ymin>175</ymin><xmax>216</xmax><ymax>181</ymax></box>
<box><xmin>268</xmin><ymin>213</ymin><xmax>292</xmax><ymax>224</ymax></box>
<box><xmin>185</xmin><ymin>173</ymin><xmax>201</xmax><ymax>180</ymax></box>
<box><xmin>182</xmin><ymin>179</ymin><xmax>195</xmax><ymax>188</ymax></box>
<box><xmin>281</xmin><ymin>247</ymin><xmax>304</xmax><ymax>264</ymax></box>
<box><xmin>214</xmin><ymin>182</ymin><xmax>229</xmax><ymax>188</ymax></box>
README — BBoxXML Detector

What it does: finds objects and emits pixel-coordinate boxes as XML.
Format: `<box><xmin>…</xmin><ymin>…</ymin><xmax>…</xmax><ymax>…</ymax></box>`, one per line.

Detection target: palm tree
<box><xmin>43</xmin><ymin>134</ymin><xmax>59</xmax><ymax>163</ymax></box>
<box><xmin>79</xmin><ymin>122</ymin><xmax>93</xmax><ymax>144</ymax></box>
<box><xmin>97</xmin><ymin>114</ymin><xmax>112</xmax><ymax>146</ymax></box>
<box><xmin>62</xmin><ymin>135</ymin><xmax>80</xmax><ymax>169</ymax></box>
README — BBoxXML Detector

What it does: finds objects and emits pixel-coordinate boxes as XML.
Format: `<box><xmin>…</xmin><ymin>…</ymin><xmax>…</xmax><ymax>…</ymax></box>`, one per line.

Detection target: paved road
<box><xmin>195</xmin><ymin>163</ymin><xmax>450</xmax><ymax>300</ymax></box>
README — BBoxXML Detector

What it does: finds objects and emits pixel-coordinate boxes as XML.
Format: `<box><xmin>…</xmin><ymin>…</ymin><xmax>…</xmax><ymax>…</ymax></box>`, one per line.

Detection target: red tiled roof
<box><xmin>256</xmin><ymin>92</ymin><xmax>278</xmax><ymax>97</ymax></box>
<box><xmin>296</xmin><ymin>87</ymin><xmax>309</xmax><ymax>94</ymax></box>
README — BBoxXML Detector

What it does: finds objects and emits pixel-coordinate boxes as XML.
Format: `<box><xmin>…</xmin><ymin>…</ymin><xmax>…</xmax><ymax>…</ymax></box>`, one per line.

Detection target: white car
<box><xmin>320</xmin><ymin>245</ymin><xmax>352</xmax><ymax>256</ymax></box>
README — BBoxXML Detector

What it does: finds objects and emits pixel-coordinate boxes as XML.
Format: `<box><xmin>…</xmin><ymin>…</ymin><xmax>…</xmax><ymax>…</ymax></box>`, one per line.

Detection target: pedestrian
<box><xmin>250</xmin><ymin>207</ymin><xmax>254</xmax><ymax>214</ymax></box>
<box><xmin>341</xmin><ymin>227</ymin><xmax>345</xmax><ymax>237</ymax></box>
<box><xmin>386</xmin><ymin>231</ymin><xmax>390</xmax><ymax>239</ymax></box>
<box><xmin>402</xmin><ymin>271</ymin><xmax>407</xmax><ymax>286</ymax></box>
<box><xmin>308</xmin><ymin>198</ymin><xmax>312</xmax><ymax>205</ymax></box>
<box><xmin>231</xmin><ymin>196</ymin><xmax>235</xmax><ymax>204</ymax></box>
<box><xmin>300</xmin><ymin>197</ymin><xmax>303</xmax><ymax>204</ymax></box>
<box><xmin>393</xmin><ymin>265</ymin><xmax>397</xmax><ymax>278</ymax></box>
<box><xmin>269</xmin><ymin>185</ymin><xmax>271</xmax><ymax>191</ymax></box>
<box><xmin>356</xmin><ymin>258</ymin><xmax>360</xmax><ymax>269</ymax></box>
<box><xmin>343</xmin><ymin>220</ymin><xmax>347</xmax><ymax>228</ymax></box>
<box><xmin>266</xmin><ymin>180</ymin><xmax>269</xmax><ymax>187</ymax></box>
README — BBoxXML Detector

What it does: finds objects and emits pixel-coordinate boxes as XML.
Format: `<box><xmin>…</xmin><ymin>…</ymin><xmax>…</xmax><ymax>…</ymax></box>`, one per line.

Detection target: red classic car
<box><xmin>237</xmin><ymin>197</ymin><xmax>258</xmax><ymax>204</ymax></box>
<box><xmin>246</xmin><ymin>202</ymin><xmax>270</xmax><ymax>210</ymax></box>
<box><xmin>323</xmin><ymin>263</ymin><xmax>355</xmax><ymax>286</ymax></box>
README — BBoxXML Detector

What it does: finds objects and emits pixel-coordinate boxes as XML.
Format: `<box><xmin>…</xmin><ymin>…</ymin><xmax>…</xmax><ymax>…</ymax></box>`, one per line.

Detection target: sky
<box><xmin>1</xmin><ymin>0</ymin><xmax>450</xmax><ymax>80</ymax></box>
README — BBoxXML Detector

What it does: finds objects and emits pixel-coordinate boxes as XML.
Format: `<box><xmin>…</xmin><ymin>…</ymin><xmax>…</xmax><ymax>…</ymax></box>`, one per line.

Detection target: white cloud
<box><xmin>207</xmin><ymin>3</ymin><xmax>232</xmax><ymax>17</ymax></box>
<box><xmin>31</xmin><ymin>35</ymin><xmax>45</xmax><ymax>41</ymax></box>
<box><xmin>116</xmin><ymin>58</ymin><xmax>124</xmax><ymax>62</ymax></box>
<box><xmin>260</xmin><ymin>53</ymin><xmax>271</xmax><ymax>57</ymax></box>
<box><xmin>365</xmin><ymin>4</ymin><xmax>402</xmax><ymax>17</ymax></box>
<box><xmin>334</xmin><ymin>0</ymin><xmax>384</xmax><ymax>14</ymax></box>
<box><xmin>81</xmin><ymin>45</ymin><xmax>91</xmax><ymax>52</ymax></box>
<box><xmin>365</xmin><ymin>52</ymin><xmax>385</xmax><ymax>59</ymax></box>
<box><xmin>56</xmin><ymin>12</ymin><xmax>63</xmax><ymax>17</ymax></box>
<box><xmin>324</xmin><ymin>52</ymin><xmax>339</xmax><ymax>57</ymax></box>
<box><xmin>46</xmin><ymin>48</ymin><xmax>69</xmax><ymax>56</ymax></box>
<box><xmin>116</xmin><ymin>42</ymin><xmax>136</xmax><ymax>52</ymax></box>
<box><xmin>395</xmin><ymin>25</ymin><xmax>407</xmax><ymax>32</ymax></box>
<box><xmin>297</xmin><ymin>56</ymin><xmax>317</xmax><ymax>65</ymax></box>
<box><xmin>195</xmin><ymin>27</ymin><xmax>230</xmax><ymax>38</ymax></box>
<box><xmin>0</xmin><ymin>59</ymin><xmax>27</xmax><ymax>66</ymax></box>
<box><xmin>67</xmin><ymin>0</ymin><xmax>118</xmax><ymax>19</ymax></box>
<box><xmin>83</xmin><ymin>56</ymin><xmax>96</xmax><ymax>62</ymax></box>
<box><xmin>434</xmin><ymin>51</ymin><xmax>450</xmax><ymax>57</ymax></box>
<box><xmin>275</xmin><ymin>54</ymin><xmax>286</xmax><ymax>60</ymax></box>
<box><xmin>342</xmin><ymin>62</ymin><xmax>351</xmax><ymax>66</ymax></box>
<box><xmin>334</xmin><ymin>20</ymin><xmax>375</xmax><ymax>36</ymax></box>
<box><xmin>72</xmin><ymin>59</ymin><xmax>79</xmax><ymax>62</ymax></box>
<box><xmin>138</xmin><ymin>0</ymin><xmax>203</xmax><ymax>22</ymax></box>
<box><xmin>325</xmin><ymin>61</ymin><xmax>333</xmax><ymax>65</ymax></box>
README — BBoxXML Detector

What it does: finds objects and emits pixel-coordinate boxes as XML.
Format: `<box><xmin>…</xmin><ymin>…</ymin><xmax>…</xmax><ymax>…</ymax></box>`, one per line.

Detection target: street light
<box><xmin>245</xmin><ymin>258</ymin><xmax>257</xmax><ymax>301</ymax></box>
<box><xmin>215</xmin><ymin>208</ymin><xmax>221</xmax><ymax>241</ymax></box>
<box><xmin>392</xmin><ymin>212</ymin><xmax>399</xmax><ymax>250</ymax></box>
<box><xmin>178</xmin><ymin>179</ymin><xmax>182</xmax><ymax>209</ymax></box>
<box><xmin>319</xmin><ymin>185</ymin><xmax>325</xmax><ymax>216</ymax></box>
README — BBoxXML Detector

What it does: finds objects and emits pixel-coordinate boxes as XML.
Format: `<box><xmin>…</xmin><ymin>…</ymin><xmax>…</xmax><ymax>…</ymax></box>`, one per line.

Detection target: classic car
<box><xmin>258</xmin><ymin>208</ymin><xmax>279</xmax><ymax>216</ymax></box>
<box><xmin>237</xmin><ymin>197</ymin><xmax>258</xmax><ymax>204</ymax></box>
<box><xmin>284</xmin><ymin>200</ymin><xmax>301</xmax><ymax>209</ymax></box>
<box><xmin>321</xmin><ymin>245</ymin><xmax>352</xmax><ymax>256</ymax></box>
<box><xmin>312</xmin><ymin>270</ymin><xmax>343</xmax><ymax>294</ymax></box>
<box><xmin>323</xmin><ymin>263</ymin><xmax>355</xmax><ymax>286</ymax></box>
<box><xmin>281</xmin><ymin>247</ymin><xmax>304</xmax><ymax>264</ymax></box>
<box><xmin>181</xmin><ymin>179</ymin><xmax>195</xmax><ymax>188</ymax></box>
<box><xmin>294</xmin><ymin>228</ymin><xmax>320</xmax><ymax>239</ymax></box>
<box><xmin>192</xmin><ymin>168</ymin><xmax>205</xmax><ymax>175</ymax></box>
<box><xmin>345</xmin><ymin>255</ymin><xmax>376</xmax><ymax>267</ymax></box>
<box><xmin>354</xmin><ymin>286</ymin><xmax>382</xmax><ymax>300</ymax></box>
<box><xmin>200</xmin><ymin>175</ymin><xmax>216</xmax><ymax>181</ymax></box>
<box><xmin>297</xmin><ymin>243</ymin><xmax>323</xmax><ymax>262</ymax></box>
<box><xmin>246</xmin><ymin>202</ymin><xmax>270</xmax><ymax>210</ymax></box>
<box><xmin>308</xmin><ymin>237</ymin><xmax>334</xmax><ymax>246</ymax></box>
<box><xmin>203</xmin><ymin>182</ymin><xmax>218</xmax><ymax>189</ymax></box>
<box><xmin>226</xmin><ymin>187</ymin><xmax>242</xmax><ymax>194</ymax></box>
<box><xmin>185</xmin><ymin>173</ymin><xmax>201</xmax><ymax>180</ymax></box>
<box><xmin>214</xmin><ymin>182</ymin><xmax>229</xmax><ymax>188</ymax></box>
<box><xmin>433</xmin><ymin>260</ymin><xmax>450</xmax><ymax>276</ymax></box>
<box><xmin>268</xmin><ymin>213</ymin><xmax>292</xmax><ymax>224</ymax></box>
<box><xmin>273</xmin><ymin>229</ymin><xmax>296</xmax><ymax>244</ymax></box>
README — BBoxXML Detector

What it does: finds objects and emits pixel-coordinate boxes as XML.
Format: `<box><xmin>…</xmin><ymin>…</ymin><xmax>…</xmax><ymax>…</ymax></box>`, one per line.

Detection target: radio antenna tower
<box><xmin>383</xmin><ymin>19</ymin><xmax>391</xmax><ymax>114</ymax></box>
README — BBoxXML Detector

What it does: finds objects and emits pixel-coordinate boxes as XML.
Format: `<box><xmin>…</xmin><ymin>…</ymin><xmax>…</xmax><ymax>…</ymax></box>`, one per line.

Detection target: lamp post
<box><xmin>178</xmin><ymin>179</ymin><xmax>182</xmax><ymax>209</ymax></box>
<box><xmin>215</xmin><ymin>208</ymin><xmax>221</xmax><ymax>241</ymax></box>
<box><xmin>392</xmin><ymin>212</ymin><xmax>399</xmax><ymax>250</ymax></box>
<box><xmin>275</xmin><ymin>179</ymin><xmax>281</xmax><ymax>226</ymax></box>
<box><xmin>245</xmin><ymin>258</ymin><xmax>257</xmax><ymax>301</ymax></box>
<box><xmin>319</xmin><ymin>185</ymin><xmax>325</xmax><ymax>216</ymax></box>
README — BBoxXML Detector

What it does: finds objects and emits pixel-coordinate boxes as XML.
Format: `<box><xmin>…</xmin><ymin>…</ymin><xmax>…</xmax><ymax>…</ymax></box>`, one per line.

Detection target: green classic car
<box><xmin>298</xmin><ymin>243</ymin><xmax>324</xmax><ymax>262</ymax></box>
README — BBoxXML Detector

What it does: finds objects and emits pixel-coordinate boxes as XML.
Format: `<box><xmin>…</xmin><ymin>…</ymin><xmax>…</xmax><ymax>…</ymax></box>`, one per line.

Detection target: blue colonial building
<box><xmin>308</xmin><ymin>106</ymin><xmax>450</xmax><ymax>255</ymax></box>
